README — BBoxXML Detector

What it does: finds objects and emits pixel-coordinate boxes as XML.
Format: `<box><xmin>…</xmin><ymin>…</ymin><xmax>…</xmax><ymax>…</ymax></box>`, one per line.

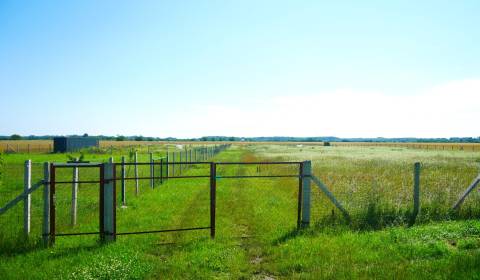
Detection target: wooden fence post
<box><xmin>301</xmin><ymin>160</ymin><xmax>311</xmax><ymax>227</ymax></box>
<box><xmin>43</xmin><ymin>162</ymin><xmax>50</xmax><ymax>246</ymax></box>
<box><xmin>121</xmin><ymin>156</ymin><xmax>126</xmax><ymax>206</ymax></box>
<box><xmin>410</xmin><ymin>162</ymin><xmax>421</xmax><ymax>226</ymax></box>
<box><xmin>134</xmin><ymin>152</ymin><xmax>139</xmax><ymax>195</ymax></box>
<box><xmin>24</xmin><ymin>160</ymin><xmax>31</xmax><ymax>236</ymax></box>
<box><xmin>150</xmin><ymin>152</ymin><xmax>154</xmax><ymax>189</ymax></box>
<box><xmin>71</xmin><ymin>158</ymin><xmax>79</xmax><ymax>226</ymax></box>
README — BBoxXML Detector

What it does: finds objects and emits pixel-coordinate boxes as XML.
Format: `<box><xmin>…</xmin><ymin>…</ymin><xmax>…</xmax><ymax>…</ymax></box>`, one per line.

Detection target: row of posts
<box><xmin>26</xmin><ymin>144</ymin><xmax>229</xmax><ymax>242</ymax></box>
<box><xmin>40</xmin><ymin>145</ymin><xmax>229</xmax><ymax>245</ymax></box>
<box><xmin>118</xmin><ymin>144</ymin><xmax>230</xmax><ymax>207</ymax></box>
<box><xmin>17</xmin><ymin>150</ymin><xmax>420</xmax><ymax>245</ymax></box>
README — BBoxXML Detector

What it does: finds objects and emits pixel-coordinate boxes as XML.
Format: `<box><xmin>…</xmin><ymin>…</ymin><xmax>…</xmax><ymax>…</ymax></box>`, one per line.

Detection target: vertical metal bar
<box><xmin>297</xmin><ymin>162</ymin><xmax>303</xmax><ymax>228</ymax></box>
<box><xmin>42</xmin><ymin>162</ymin><xmax>50</xmax><ymax>246</ymax></box>
<box><xmin>98</xmin><ymin>163</ymin><xmax>105</xmax><ymax>241</ymax></box>
<box><xmin>49</xmin><ymin>164</ymin><xmax>56</xmax><ymax>245</ymax></box>
<box><xmin>210</xmin><ymin>162</ymin><xmax>216</xmax><ymax>238</ymax></box>
<box><xmin>99</xmin><ymin>164</ymin><xmax>105</xmax><ymax>241</ymax></box>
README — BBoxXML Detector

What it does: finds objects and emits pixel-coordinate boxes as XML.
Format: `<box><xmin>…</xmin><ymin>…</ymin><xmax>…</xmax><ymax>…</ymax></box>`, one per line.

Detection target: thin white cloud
<box><xmin>171</xmin><ymin>79</ymin><xmax>480</xmax><ymax>138</ymax></box>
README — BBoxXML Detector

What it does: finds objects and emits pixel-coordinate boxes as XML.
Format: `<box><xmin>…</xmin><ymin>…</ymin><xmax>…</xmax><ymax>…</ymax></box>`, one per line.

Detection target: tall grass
<box><xmin>252</xmin><ymin>144</ymin><xmax>480</xmax><ymax>229</ymax></box>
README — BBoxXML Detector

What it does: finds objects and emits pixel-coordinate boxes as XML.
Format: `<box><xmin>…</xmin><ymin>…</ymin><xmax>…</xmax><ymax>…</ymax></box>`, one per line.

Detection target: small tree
<box><xmin>116</xmin><ymin>135</ymin><xmax>126</xmax><ymax>141</ymax></box>
<box><xmin>134</xmin><ymin>136</ymin><xmax>144</xmax><ymax>141</ymax></box>
<box><xmin>10</xmin><ymin>134</ymin><xmax>21</xmax><ymax>140</ymax></box>
<box><xmin>83</xmin><ymin>133</ymin><xmax>89</xmax><ymax>137</ymax></box>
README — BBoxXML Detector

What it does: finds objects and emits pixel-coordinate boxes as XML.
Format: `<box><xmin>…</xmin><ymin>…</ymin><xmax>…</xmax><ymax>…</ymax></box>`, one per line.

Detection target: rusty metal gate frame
<box><xmin>48</xmin><ymin>162</ymin><xmax>106</xmax><ymax>245</ymax></box>
<box><xmin>214</xmin><ymin>161</ymin><xmax>306</xmax><ymax>228</ymax></box>
<box><xmin>113</xmin><ymin>161</ymin><xmax>215</xmax><ymax>238</ymax></box>
<box><xmin>47</xmin><ymin>160</ymin><xmax>307</xmax><ymax>244</ymax></box>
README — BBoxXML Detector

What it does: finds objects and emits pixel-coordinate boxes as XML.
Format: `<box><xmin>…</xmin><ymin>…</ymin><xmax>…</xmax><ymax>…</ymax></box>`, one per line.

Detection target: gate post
<box><xmin>24</xmin><ymin>160</ymin><xmax>31</xmax><ymax>236</ymax></box>
<box><xmin>301</xmin><ymin>160</ymin><xmax>311</xmax><ymax>227</ymax></box>
<box><xmin>101</xmin><ymin>160</ymin><xmax>116</xmax><ymax>242</ymax></box>
<box><xmin>43</xmin><ymin>162</ymin><xmax>51</xmax><ymax>246</ymax></box>
<box><xmin>210</xmin><ymin>162</ymin><xmax>216</xmax><ymax>238</ymax></box>
<box><xmin>49</xmin><ymin>163</ymin><xmax>56</xmax><ymax>245</ymax></box>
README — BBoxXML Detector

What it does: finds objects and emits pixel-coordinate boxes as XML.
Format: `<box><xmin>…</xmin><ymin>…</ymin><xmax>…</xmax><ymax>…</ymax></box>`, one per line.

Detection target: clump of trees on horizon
<box><xmin>1</xmin><ymin>134</ymin><xmax>479</xmax><ymax>143</ymax></box>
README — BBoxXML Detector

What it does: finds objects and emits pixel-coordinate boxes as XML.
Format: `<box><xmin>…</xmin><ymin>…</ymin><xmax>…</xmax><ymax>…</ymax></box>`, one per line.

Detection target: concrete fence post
<box><xmin>71</xmin><ymin>158</ymin><xmax>79</xmax><ymax>226</ymax></box>
<box><xmin>134</xmin><ymin>152</ymin><xmax>139</xmax><ymax>195</ymax></box>
<box><xmin>43</xmin><ymin>162</ymin><xmax>51</xmax><ymax>246</ymax></box>
<box><xmin>410</xmin><ymin>162</ymin><xmax>421</xmax><ymax>226</ymax></box>
<box><xmin>24</xmin><ymin>160</ymin><xmax>31</xmax><ymax>236</ymax></box>
<box><xmin>301</xmin><ymin>160</ymin><xmax>311</xmax><ymax>227</ymax></box>
<box><xmin>150</xmin><ymin>153</ymin><xmax>154</xmax><ymax>189</ymax></box>
<box><xmin>101</xmin><ymin>159</ymin><xmax>116</xmax><ymax>242</ymax></box>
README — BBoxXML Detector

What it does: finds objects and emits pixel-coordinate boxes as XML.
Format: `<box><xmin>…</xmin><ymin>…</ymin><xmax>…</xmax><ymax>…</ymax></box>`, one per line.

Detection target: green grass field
<box><xmin>1</xmin><ymin>145</ymin><xmax>480</xmax><ymax>279</ymax></box>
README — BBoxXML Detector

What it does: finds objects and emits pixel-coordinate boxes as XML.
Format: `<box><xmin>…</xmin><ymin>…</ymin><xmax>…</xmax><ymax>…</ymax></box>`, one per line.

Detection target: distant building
<box><xmin>53</xmin><ymin>136</ymin><xmax>99</xmax><ymax>153</ymax></box>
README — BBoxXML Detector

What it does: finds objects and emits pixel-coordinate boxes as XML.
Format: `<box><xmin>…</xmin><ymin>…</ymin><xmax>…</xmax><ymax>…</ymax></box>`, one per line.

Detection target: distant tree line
<box><xmin>1</xmin><ymin>134</ymin><xmax>479</xmax><ymax>143</ymax></box>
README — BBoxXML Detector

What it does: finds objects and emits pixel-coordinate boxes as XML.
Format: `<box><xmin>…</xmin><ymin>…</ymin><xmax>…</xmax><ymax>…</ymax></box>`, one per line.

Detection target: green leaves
<box><xmin>66</xmin><ymin>153</ymin><xmax>85</xmax><ymax>162</ymax></box>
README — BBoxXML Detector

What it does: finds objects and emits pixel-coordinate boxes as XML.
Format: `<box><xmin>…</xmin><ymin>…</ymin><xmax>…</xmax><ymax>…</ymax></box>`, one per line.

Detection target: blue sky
<box><xmin>1</xmin><ymin>1</ymin><xmax>479</xmax><ymax>138</ymax></box>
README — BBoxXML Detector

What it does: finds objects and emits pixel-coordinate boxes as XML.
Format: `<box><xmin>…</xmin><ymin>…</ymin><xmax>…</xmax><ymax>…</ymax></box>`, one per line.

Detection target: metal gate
<box><xmin>45</xmin><ymin>160</ymin><xmax>311</xmax><ymax>245</ymax></box>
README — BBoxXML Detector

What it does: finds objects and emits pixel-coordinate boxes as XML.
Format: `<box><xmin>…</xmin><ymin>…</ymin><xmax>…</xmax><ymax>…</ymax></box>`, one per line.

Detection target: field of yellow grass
<box><xmin>1</xmin><ymin>140</ymin><xmax>479</xmax><ymax>153</ymax></box>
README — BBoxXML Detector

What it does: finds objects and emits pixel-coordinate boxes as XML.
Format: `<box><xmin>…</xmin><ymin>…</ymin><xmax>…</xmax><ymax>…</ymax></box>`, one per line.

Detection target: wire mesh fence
<box><xmin>308</xmin><ymin>159</ymin><xmax>480</xmax><ymax>229</ymax></box>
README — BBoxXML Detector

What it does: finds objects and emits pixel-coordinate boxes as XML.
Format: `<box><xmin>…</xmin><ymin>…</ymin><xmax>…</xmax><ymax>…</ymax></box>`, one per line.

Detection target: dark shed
<box><xmin>53</xmin><ymin>137</ymin><xmax>99</xmax><ymax>153</ymax></box>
